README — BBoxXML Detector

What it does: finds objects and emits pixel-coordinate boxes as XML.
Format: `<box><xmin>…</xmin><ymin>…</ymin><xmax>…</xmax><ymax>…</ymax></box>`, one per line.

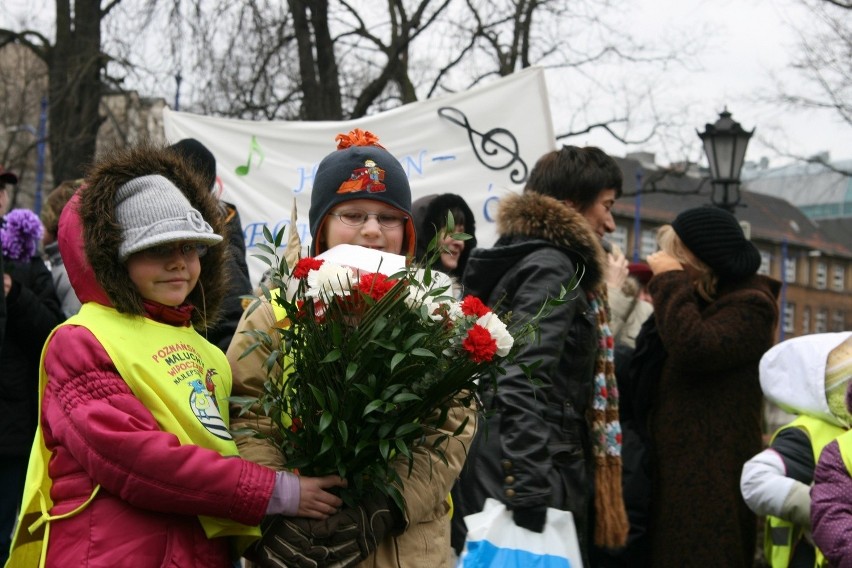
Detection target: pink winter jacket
<box><xmin>37</xmin><ymin>193</ymin><xmax>276</xmax><ymax>567</ymax></box>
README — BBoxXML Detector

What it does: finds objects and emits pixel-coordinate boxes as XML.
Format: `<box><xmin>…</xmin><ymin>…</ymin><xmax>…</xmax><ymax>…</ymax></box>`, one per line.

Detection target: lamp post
<box><xmin>697</xmin><ymin>109</ymin><xmax>754</xmax><ymax>214</ymax></box>
<box><xmin>34</xmin><ymin>97</ymin><xmax>48</xmax><ymax>216</ymax></box>
<box><xmin>6</xmin><ymin>97</ymin><xmax>48</xmax><ymax>215</ymax></box>
<box><xmin>175</xmin><ymin>72</ymin><xmax>183</xmax><ymax>111</ymax></box>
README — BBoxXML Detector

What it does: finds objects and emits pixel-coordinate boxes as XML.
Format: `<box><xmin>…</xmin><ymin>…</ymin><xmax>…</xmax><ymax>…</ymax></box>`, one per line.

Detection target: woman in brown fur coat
<box><xmin>635</xmin><ymin>206</ymin><xmax>780</xmax><ymax>567</ymax></box>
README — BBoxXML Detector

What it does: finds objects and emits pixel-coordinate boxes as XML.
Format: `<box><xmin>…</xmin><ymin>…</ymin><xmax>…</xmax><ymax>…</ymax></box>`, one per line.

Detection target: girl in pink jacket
<box><xmin>7</xmin><ymin>144</ymin><xmax>344</xmax><ymax>568</ymax></box>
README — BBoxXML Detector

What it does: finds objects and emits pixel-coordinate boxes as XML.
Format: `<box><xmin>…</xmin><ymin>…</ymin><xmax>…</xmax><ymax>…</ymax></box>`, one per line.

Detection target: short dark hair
<box><xmin>524</xmin><ymin>145</ymin><xmax>623</xmax><ymax>210</ymax></box>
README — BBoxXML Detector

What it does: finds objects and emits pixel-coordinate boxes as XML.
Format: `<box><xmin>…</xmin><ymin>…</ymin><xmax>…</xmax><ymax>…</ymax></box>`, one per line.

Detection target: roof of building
<box><xmin>741</xmin><ymin>159</ymin><xmax>852</xmax><ymax>211</ymax></box>
<box><xmin>612</xmin><ymin>155</ymin><xmax>852</xmax><ymax>258</ymax></box>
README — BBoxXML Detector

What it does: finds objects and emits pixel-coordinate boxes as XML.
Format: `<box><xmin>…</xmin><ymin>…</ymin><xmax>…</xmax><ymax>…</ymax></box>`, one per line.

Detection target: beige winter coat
<box><xmin>608</xmin><ymin>277</ymin><xmax>654</xmax><ymax>349</ymax></box>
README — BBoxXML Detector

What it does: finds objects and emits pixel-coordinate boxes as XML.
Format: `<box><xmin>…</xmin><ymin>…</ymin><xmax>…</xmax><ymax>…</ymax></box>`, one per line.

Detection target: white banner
<box><xmin>163</xmin><ymin>66</ymin><xmax>556</xmax><ymax>285</ymax></box>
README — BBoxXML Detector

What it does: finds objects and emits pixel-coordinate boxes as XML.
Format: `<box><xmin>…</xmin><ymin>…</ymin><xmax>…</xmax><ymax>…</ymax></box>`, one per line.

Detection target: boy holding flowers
<box><xmin>228</xmin><ymin>130</ymin><xmax>477</xmax><ymax>567</ymax></box>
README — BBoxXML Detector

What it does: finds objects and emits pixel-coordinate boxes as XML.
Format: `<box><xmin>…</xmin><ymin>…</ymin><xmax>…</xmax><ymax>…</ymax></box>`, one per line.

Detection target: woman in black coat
<box><xmin>452</xmin><ymin>146</ymin><xmax>629</xmax><ymax>565</ymax></box>
<box><xmin>0</xmin><ymin>250</ymin><xmax>64</xmax><ymax>564</ymax></box>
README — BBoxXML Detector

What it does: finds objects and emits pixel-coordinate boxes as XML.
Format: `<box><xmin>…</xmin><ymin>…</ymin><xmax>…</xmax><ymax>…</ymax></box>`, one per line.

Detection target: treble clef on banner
<box><xmin>437</xmin><ymin>107</ymin><xmax>528</xmax><ymax>184</ymax></box>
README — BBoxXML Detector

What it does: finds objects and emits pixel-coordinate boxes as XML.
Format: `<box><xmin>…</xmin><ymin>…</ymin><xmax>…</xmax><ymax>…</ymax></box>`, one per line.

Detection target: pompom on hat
<box><xmin>116</xmin><ymin>174</ymin><xmax>223</xmax><ymax>261</ymax></box>
<box><xmin>671</xmin><ymin>206</ymin><xmax>761</xmax><ymax>282</ymax></box>
<box><xmin>308</xmin><ymin>129</ymin><xmax>415</xmax><ymax>255</ymax></box>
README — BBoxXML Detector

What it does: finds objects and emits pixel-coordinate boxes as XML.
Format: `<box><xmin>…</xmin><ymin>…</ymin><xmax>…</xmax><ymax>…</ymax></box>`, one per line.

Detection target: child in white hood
<box><xmin>740</xmin><ymin>331</ymin><xmax>852</xmax><ymax>568</ymax></box>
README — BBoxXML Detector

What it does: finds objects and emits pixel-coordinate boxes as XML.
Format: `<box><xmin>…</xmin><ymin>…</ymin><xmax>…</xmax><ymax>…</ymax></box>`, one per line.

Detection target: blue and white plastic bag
<box><xmin>457</xmin><ymin>498</ymin><xmax>584</xmax><ymax>568</ymax></box>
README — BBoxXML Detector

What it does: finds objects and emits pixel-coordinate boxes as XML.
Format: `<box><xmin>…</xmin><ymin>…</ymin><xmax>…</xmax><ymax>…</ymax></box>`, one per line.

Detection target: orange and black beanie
<box><xmin>308</xmin><ymin>129</ymin><xmax>415</xmax><ymax>256</ymax></box>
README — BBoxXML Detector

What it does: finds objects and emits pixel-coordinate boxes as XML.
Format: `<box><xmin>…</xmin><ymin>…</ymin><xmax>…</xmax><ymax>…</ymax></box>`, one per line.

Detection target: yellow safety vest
<box><xmin>765</xmin><ymin>415</ymin><xmax>841</xmax><ymax>568</ymax></box>
<box><xmin>6</xmin><ymin>303</ymin><xmax>259</xmax><ymax>568</ymax></box>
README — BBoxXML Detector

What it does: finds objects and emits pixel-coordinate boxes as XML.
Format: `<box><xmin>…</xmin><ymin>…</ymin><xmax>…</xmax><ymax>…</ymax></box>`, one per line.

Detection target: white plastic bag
<box><xmin>457</xmin><ymin>498</ymin><xmax>584</xmax><ymax>568</ymax></box>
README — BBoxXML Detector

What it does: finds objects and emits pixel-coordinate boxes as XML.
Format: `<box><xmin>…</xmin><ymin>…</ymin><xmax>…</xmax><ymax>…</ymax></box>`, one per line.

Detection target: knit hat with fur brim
<box><xmin>116</xmin><ymin>174</ymin><xmax>223</xmax><ymax>261</ymax></box>
<box><xmin>309</xmin><ymin>129</ymin><xmax>415</xmax><ymax>256</ymax></box>
<box><xmin>671</xmin><ymin>206</ymin><xmax>760</xmax><ymax>282</ymax></box>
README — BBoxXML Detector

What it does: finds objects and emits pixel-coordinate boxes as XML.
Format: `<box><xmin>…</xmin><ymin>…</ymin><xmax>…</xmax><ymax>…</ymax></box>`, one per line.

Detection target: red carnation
<box><xmin>359</xmin><ymin>272</ymin><xmax>398</xmax><ymax>302</ymax></box>
<box><xmin>293</xmin><ymin>257</ymin><xmax>325</xmax><ymax>279</ymax></box>
<box><xmin>462</xmin><ymin>324</ymin><xmax>498</xmax><ymax>363</ymax></box>
<box><xmin>460</xmin><ymin>295</ymin><xmax>490</xmax><ymax>318</ymax></box>
<box><xmin>334</xmin><ymin>293</ymin><xmax>366</xmax><ymax>318</ymax></box>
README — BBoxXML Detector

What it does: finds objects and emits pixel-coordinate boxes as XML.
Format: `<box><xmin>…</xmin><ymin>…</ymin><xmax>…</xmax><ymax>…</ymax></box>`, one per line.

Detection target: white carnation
<box><xmin>306</xmin><ymin>264</ymin><xmax>355</xmax><ymax>300</ymax></box>
<box><xmin>476</xmin><ymin>312</ymin><xmax>514</xmax><ymax>356</ymax></box>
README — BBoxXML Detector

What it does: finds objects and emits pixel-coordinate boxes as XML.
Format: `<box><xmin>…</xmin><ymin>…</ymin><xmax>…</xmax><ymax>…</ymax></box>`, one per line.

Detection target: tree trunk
<box><xmin>289</xmin><ymin>0</ymin><xmax>341</xmax><ymax>120</ymax></box>
<box><xmin>49</xmin><ymin>0</ymin><xmax>104</xmax><ymax>182</ymax></box>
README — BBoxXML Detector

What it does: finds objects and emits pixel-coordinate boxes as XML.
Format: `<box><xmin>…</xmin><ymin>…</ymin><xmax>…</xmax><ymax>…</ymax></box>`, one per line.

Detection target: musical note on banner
<box><xmin>235</xmin><ymin>136</ymin><xmax>265</xmax><ymax>176</ymax></box>
<box><xmin>437</xmin><ymin>107</ymin><xmax>528</xmax><ymax>184</ymax></box>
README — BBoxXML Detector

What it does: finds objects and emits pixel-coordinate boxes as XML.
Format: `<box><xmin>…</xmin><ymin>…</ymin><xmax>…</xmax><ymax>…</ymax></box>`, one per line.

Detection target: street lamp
<box><xmin>6</xmin><ymin>97</ymin><xmax>48</xmax><ymax>215</ymax></box>
<box><xmin>697</xmin><ymin>109</ymin><xmax>754</xmax><ymax>213</ymax></box>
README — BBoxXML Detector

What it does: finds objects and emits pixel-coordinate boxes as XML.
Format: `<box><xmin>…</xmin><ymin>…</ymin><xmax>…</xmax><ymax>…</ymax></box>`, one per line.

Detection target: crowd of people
<box><xmin>0</xmin><ymin>131</ymin><xmax>848</xmax><ymax>568</ymax></box>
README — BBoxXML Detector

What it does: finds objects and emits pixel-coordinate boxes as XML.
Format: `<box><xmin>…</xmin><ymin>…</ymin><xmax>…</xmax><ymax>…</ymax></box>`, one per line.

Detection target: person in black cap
<box><xmin>632</xmin><ymin>205</ymin><xmax>780</xmax><ymax>567</ymax></box>
<box><xmin>169</xmin><ymin>138</ymin><xmax>253</xmax><ymax>352</ymax></box>
<box><xmin>228</xmin><ymin>129</ymin><xmax>474</xmax><ymax>568</ymax></box>
<box><xmin>0</xmin><ymin>164</ymin><xmax>64</xmax><ymax>565</ymax></box>
<box><xmin>0</xmin><ymin>165</ymin><xmax>18</xmax><ymax>218</ymax></box>
<box><xmin>0</xmin><ymin>164</ymin><xmax>16</xmax><ymax>348</ymax></box>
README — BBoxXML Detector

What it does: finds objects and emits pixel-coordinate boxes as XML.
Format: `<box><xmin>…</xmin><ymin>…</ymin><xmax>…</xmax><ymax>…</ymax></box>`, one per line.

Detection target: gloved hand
<box><xmin>245</xmin><ymin>494</ymin><xmax>404</xmax><ymax>568</ymax></box>
<box><xmin>312</xmin><ymin>492</ymin><xmax>404</xmax><ymax>557</ymax></box>
<box><xmin>244</xmin><ymin>515</ymin><xmax>352</xmax><ymax>568</ymax></box>
<box><xmin>513</xmin><ymin>505</ymin><xmax>548</xmax><ymax>533</ymax></box>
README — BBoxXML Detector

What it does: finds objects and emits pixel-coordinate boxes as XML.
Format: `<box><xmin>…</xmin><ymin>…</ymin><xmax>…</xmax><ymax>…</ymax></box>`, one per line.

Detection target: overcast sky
<box><xmin>564</xmin><ymin>0</ymin><xmax>852</xmax><ymax>168</ymax></box>
<box><xmin>2</xmin><ymin>0</ymin><xmax>849</xmax><ymax>169</ymax></box>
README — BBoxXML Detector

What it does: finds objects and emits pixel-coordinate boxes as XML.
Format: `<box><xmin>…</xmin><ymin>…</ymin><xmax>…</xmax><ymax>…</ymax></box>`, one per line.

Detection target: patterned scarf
<box><xmin>587</xmin><ymin>286</ymin><xmax>629</xmax><ymax>548</ymax></box>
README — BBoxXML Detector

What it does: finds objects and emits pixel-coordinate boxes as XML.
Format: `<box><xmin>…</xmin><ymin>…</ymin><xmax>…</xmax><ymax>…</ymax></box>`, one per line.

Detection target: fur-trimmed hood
<box><xmin>58</xmin><ymin>143</ymin><xmax>228</xmax><ymax>331</ymax></box>
<box><xmin>494</xmin><ymin>191</ymin><xmax>607</xmax><ymax>288</ymax></box>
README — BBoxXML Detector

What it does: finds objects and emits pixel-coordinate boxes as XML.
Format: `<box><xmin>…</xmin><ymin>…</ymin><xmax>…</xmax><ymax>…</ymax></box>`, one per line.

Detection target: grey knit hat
<box><xmin>671</xmin><ymin>206</ymin><xmax>760</xmax><ymax>282</ymax></box>
<box><xmin>308</xmin><ymin>130</ymin><xmax>415</xmax><ymax>256</ymax></box>
<box><xmin>116</xmin><ymin>174</ymin><xmax>223</xmax><ymax>261</ymax></box>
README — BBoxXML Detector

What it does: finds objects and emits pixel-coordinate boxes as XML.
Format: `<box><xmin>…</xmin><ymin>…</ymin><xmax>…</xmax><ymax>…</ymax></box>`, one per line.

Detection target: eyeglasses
<box><xmin>139</xmin><ymin>242</ymin><xmax>209</xmax><ymax>260</ymax></box>
<box><xmin>329</xmin><ymin>209</ymin><xmax>408</xmax><ymax>228</ymax></box>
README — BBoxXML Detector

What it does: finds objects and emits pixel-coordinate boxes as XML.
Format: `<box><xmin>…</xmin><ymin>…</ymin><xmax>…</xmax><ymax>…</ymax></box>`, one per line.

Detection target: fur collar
<box><xmin>497</xmin><ymin>191</ymin><xmax>607</xmax><ymax>290</ymax></box>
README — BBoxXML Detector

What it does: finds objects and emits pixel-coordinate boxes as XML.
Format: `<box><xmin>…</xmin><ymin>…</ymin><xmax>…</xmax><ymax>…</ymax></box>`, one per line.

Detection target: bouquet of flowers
<box><xmin>1</xmin><ymin>208</ymin><xmax>43</xmax><ymax>268</ymax></box>
<box><xmin>238</xmin><ymin>219</ymin><xmax>566</xmax><ymax>510</ymax></box>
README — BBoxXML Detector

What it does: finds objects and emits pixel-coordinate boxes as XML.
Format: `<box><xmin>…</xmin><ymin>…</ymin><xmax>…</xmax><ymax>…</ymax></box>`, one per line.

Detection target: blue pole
<box><xmin>633</xmin><ymin>168</ymin><xmax>643</xmax><ymax>262</ymax></box>
<box><xmin>779</xmin><ymin>237</ymin><xmax>788</xmax><ymax>341</ymax></box>
<box><xmin>175</xmin><ymin>73</ymin><xmax>182</xmax><ymax>111</ymax></box>
<box><xmin>34</xmin><ymin>96</ymin><xmax>47</xmax><ymax>216</ymax></box>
